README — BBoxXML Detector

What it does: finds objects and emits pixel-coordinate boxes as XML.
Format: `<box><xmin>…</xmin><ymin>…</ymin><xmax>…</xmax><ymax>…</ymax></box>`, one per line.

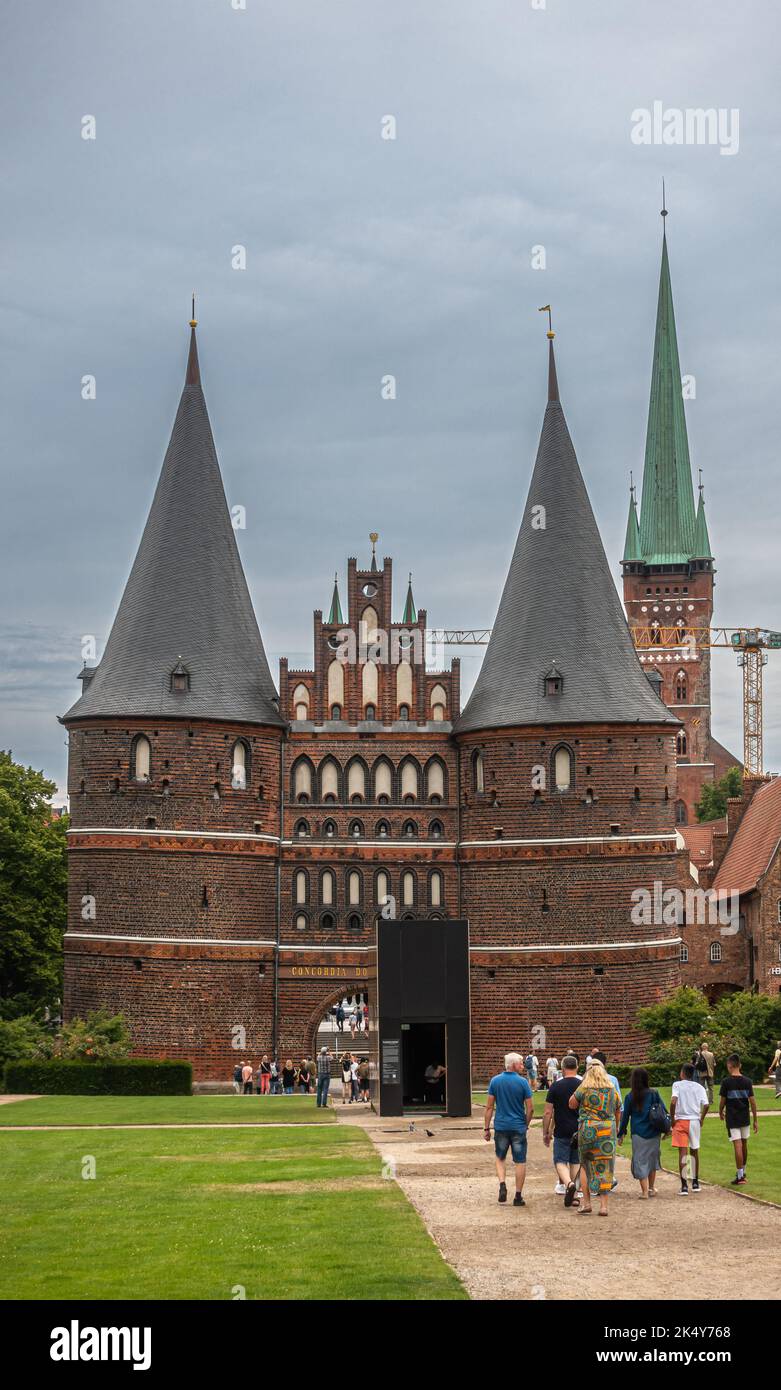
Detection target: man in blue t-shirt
<box><xmin>484</xmin><ymin>1053</ymin><xmax>534</xmax><ymax>1206</ymax></box>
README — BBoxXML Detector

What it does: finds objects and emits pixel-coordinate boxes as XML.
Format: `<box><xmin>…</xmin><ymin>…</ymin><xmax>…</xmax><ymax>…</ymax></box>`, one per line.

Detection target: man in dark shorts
<box><xmin>543</xmin><ymin>1053</ymin><xmax>582</xmax><ymax>1205</ymax></box>
<box><xmin>719</xmin><ymin>1052</ymin><xmax>758</xmax><ymax>1185</ymax></box>
<box><xmin>484</xmin><ymin>1052</ymin><xmax>534</xmax><ymax>1207</ymax></box>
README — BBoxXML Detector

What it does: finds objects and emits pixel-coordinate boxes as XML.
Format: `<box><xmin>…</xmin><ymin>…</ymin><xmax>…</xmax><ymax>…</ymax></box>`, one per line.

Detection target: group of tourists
<box><xmin>233</xmin><ymin>1056</ymin><xmax>314</xmax><ymax>1096</ymax></box>
<box><xmin>485</xmin><ymin>1046</ymin><xmax>760</xmax><ymax>1214</ymax></box>
<box><xmin>332</xmin><ymin>1000</ymin><xmax>369</xmax><ymax>1037</ymax></box>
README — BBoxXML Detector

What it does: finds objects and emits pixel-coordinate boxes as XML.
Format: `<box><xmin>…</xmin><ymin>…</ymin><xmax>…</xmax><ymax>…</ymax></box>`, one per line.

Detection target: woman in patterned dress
<box><xmin>568</xmin><ymin>1060</ymin><xmax>621</xmax><ymax>1216</ymax></box>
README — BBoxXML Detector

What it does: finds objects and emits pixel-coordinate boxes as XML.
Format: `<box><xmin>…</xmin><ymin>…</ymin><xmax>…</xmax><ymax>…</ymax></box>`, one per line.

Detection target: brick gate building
<box><xmin>62</xmin><ymin>305</ymin><xmax>690</xmax><ymax>1081</ymax></box>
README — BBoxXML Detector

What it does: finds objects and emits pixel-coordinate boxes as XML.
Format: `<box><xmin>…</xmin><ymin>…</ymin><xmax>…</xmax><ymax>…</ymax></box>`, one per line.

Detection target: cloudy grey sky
<box><xmin>2</xmin><ymin>0</ymin><xmax>779</xmax><ymax>799</ymax></box>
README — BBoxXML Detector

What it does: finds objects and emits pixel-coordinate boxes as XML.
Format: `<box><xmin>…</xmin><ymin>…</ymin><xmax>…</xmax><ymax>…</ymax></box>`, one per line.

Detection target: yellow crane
<box><xmin>435</xmin><ymin>626</ymin><xmax>781</xmax><ymax>776</ymax></box>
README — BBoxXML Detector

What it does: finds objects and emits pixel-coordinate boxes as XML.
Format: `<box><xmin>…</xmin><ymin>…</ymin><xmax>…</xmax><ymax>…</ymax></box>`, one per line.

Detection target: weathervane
<box><xmin>538</xmin><ymin>304</ymin><xmax>554</xmax><ymax>339</ymax></box>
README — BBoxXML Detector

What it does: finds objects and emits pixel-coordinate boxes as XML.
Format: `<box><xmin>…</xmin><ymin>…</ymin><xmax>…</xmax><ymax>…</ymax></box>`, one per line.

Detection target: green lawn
<box><xmin>472</xmin><ymin>1084</ymin><xmax>781</xmax><ymax>1114</ymax></box>
<box><xmin>0</xmin><ymin>1121</ymin><xmax>466</xmax><ymax>1300</ymax></box>
<box><xmin>657</xmin><ymin>1113</ymin><xmax>781</xmax><ymax>1205</ymax></box>
<box><xmin>0</xmin><ymin>1094</ymin><xmax>334</xmax><ymax>1127</ymax></box>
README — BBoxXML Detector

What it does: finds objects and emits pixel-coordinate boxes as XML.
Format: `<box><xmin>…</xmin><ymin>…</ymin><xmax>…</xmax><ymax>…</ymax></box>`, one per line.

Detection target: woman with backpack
<box><xmin>617</xmin><ymin>1066</ymin><xmax>668</xmax><ymax>1199</ymax></box>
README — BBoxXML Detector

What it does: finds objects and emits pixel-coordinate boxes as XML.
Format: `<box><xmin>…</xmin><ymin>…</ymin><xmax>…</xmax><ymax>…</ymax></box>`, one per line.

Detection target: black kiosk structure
<box><xmin>374</xmin><ymin>918</ymin><xmax>471</xmax><ymax>1117</ymax></box>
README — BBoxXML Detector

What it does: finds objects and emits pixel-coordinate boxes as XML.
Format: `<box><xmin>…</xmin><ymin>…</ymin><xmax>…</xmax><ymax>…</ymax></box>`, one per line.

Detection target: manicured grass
<box><xmin>0</xmin><ymin>1094</ymin><xmax>334</xmax><ymax>1127</ymax></box>
<box><xmin>657</xmin><ymin>1112</ymin><xmax>781</xmax><ymax>1205</ymax></box>
<box><xmin>0</xmin><ymin>1122</ymin><xmax>466</xmax><ymax>1300</ymax></box>
<box><xmin>472</xmin><ymin>1085</ymin><xmax>781</xmax><ymax>1114</ymax></box>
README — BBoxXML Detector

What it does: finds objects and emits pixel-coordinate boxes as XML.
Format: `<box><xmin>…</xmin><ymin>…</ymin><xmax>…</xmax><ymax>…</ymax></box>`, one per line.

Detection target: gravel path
<box><xmin>337</xmin><ymin>1108</ymin><xmax>781</xmax><ymax>1301</ymax></box>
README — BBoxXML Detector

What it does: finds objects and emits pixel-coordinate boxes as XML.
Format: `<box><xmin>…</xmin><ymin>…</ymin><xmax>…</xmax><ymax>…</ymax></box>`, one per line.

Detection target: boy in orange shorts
<box><xmin>670</xmin><ymin>1062</ymin><xmax>709</xmax><ymax>1194</ymax></box>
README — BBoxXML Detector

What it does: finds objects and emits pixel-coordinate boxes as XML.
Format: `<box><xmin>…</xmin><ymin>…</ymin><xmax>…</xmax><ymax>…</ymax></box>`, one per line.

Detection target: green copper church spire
<box><xmin>636</xmin><ymin>207</ymin><xmax>698</xmax><ymax>564</ymax></box>
<box><xmin>622</xmin><ymin>478</ymin><xmax>642</xmax><ymax>562</ymax></box>
<box><xmin>402</xmin><ymin>573</ymin><xmax>416</xmax><ymax>625</ymax></box>
<box><xmin>693</xmin><ymin>474</ymin><xmax>712</xmax><ymax>559</ymax></box>
<box><xmin>327</xmin><ymin>573</ymin><xmax>343</xmax><ymax>625</ymax></box>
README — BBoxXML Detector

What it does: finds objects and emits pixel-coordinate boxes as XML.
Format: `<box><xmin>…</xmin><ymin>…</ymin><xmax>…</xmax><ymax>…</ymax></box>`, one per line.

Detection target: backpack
<box><xmin>648</xmin><ymin>1090</ymin><xmax>672</xmax><ymax>1136</ymax></box>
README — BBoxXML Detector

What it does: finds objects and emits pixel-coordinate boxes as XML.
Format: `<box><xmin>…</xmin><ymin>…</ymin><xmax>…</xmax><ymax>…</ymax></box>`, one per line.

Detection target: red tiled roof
<box><xmin>712</xmin><ymin>777</ymin><xmax>781</xmax><ymax>896</ymax></box>
<box><xmin>679</xmin><ymin>818</ymin><xmax>726</xmax><ymax>869</ymax></box>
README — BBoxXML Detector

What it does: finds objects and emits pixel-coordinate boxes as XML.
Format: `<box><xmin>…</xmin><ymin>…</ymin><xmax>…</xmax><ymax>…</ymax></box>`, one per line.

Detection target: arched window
<box><xmin>322</xmin><ymin>819</ymin><xmax>337</xmax><ymax>839</ymax></box>
<box><xmin>426</xmin><ymin>758</ymin><xmax>445</xmax><ymax>802</ymax></box>
<box><xmin>552</xmin><ymin>744</ymin><xmax>573</xmax><ymax>792</ymax></box>
<box><xmin>365</xmin><ymin>703</ymin><xmax>376</xmax><ymax>721</ymax></box>
<box><xmin>400</xmin><ymin>760</ymin><xmax>418</xmax><ymax>801</ymax></box>
<box><xmin>347</xmin><ymin>759</ymin><xmax>366</xmax><ymax>802</ymax></box>
<box><xmin>709</xmin><ymin>941</ymin><xmax>722</xmax><ymax>964</ymax></box>
<box><xmin>348</xmin><ymin>819</ymin><xmax>364</xmax><ymax>839</ymax></box>
<box><xmin>429</xmin><ymin>870</ymin><xmax>443</xmax><ymax>908</ymax></box>
<box><xmin>675</xmin><ymin>671</ymin><xmax>687</xmax><ymax>703</ymax></box>
<box><xmin>401</xmin><ymin>870</ymin><xmax>416</xmax><ymax>907</ymax></box>
<box><xmin>375</xmin><ymin>870</ymin><xmax>390</xmax><ymax>905</ymax></box>
<box><xmin>402</xmin><ymin>819</ymin><xmax>417</xmax><ymax>839</ymax></box>
<box><xmin>362</xmin><ymin>660</ymin><xmax>378</xmax><ymax>714</ymax></box>
<box><xmin>374</xmin><ymin>759</ymin><xmax>393</xmax><ymax>803</ymax></box>
<box><xmin>473</xmin><ymin>750</ymin><xmax>485</xmax><ymax>794</ymax></box>
<box><xmin>294</xmin><ymin>818</ymin><xmax>310</xmax><ymax>839</ymax></box>
<box><xmin>429</xmin><ymin>820</ymin><xmax>444</xmax><ymax>839</ymax></box>
<box><xmin>293</xmin><ymin>759</ymin><xmax>312</xmax><ymax>801</ymax></box>
<box><xmin>231</xmin><ymin>739</ymin><xmax>249</xmax><ymax>790</ymax></box>
<box><xmin>430</xmin><ymin>683</ymin><xmax>447</xmax><ymax>721</ymax></box>
<box><xmin>131</xmin><ymin>734</ymin><xmax>151</xmax><ymax>782</ymax></box>
<box><xmin>347</xmin><ymin>870</ymin><xmax>362</xmax><ymax>906</ymax></box>
<box><xmin>330</xmin><ymin>703</ymin><xmax>342</xmax><ymax>720</ymax></box>
<box><xmin>292</xmin><ymin>683</ymin><xmax>310</xmax><ymax>721</ymax></box>
<box><xmin>294</xmin><ymin>869</ymin><xmax>308</xmax><ymax>905</ymax></box>
<box><xmin>320</xmin><ymin>758</ymin><xmax>339</xmax><ymax>802</ymax></box>
<box><xmin>680</xmin><ymin>943</ymin><xmax>689</xmax><ymax>963</ymax></box>
<box><xmin>295</xmin><ymin>913</ymin><xmax>308</xmax><ymax>931</ymax></box>
<box><xmin>321</xmin><ymin>912</ymin><xmax>335</xmax><ymax>932</ymax></box>
<box><xmin>375</xmin><ymin>820</ymin><xmax>390</xmax><ymax>839</ymax></box>
<box><xmin>327</xmin><ymin>659</ymin><xmax>345</xmax><ymax>710</ymax></box>
<box><xmin>675</xmin><ymin>800</ymin><xmax>687</xmax><ymax>825</ymax></box>
<box><xmin>360</xmin><ymin>606</ymin><xmax>379</xmax><ymax>646</ymax></box>
<box><xmin>348</xmin><ymin>913</ymin><xmax>362</xmax><ymax>931</ymax></box>
<box><xmin>676</xmin><ymin>731</ymin><xmax>688</xmax><ymax>757</ymax></box>
<box><xmin>397</xmin><ymin>657</ymin><xmax>412</xmax><ymax>713</ymax></box>
<box><xmin>320</xmin><ymin>870</ymin><xmax>335</xmax><ymax>906</ymax></box>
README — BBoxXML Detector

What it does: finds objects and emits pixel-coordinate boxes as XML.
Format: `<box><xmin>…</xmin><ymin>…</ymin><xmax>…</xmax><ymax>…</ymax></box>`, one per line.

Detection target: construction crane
<box><xmin>432</xmin><ymin>626</ymin><xmax>781</xmax><ymax>776</ymax></box>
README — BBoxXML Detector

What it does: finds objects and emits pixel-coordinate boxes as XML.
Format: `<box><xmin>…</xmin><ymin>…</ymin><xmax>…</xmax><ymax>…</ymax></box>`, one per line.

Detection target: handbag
<box><xmin>648</xmin><ymin>1090</ymin><xmax>672</xmax><ymax>1136</ymax></box>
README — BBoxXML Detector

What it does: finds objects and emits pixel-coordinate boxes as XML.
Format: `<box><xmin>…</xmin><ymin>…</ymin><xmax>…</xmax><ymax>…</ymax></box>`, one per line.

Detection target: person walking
<box><xmin>484</xmin><ymin>1052</ymin><xmax>534</xmax><ymax>1207</ymax></box>
<box><xmin>316</xmin><ymin>1046</ymin><xmax>332</xmax><ymax>1108</ymax></box>
<box><xmin>568</xmin><ymin>1058</ymin><xmax>621</xmax><ymax>1216</ymax></box>
<box><xmin>524</xmin><ymin>1051</ymin><xmax>538</xmax><ymax>1091</ymax></box>
<box><xmin>258</xmin><ymin>1055</ymin><xmax>271</xmax><ymax>1095</ymax></box>
<box><xmin>545</xmin><ymin>1055</ymin><xmax>559</xmax><ymax>1088</ymax></box>
<box><xmin>232</xmin><ymin>1062</ymin><xmax>242</xmax><ymax>1095</ymax></box>
<box><xmin>241</xmin><ymin>1061</ymin><xmax>254</xmax><ymax>1095</ymax></box>
<box><xmin>350</xmin><ymin>1055</ymin><xmax>360</xmax><ymax>1102</ymax></box>
<box><xmin>670</xmin><ymin>1062</ymin><xmax>709</xmax><ymax>1193</ymax></box>
<box><xmin>543</xmin><ymin>1053</ymin><xmax>581</xmax><ymax>1203</ymax></box>
<box><xmin>335</xmin><ymin>1002</ymin><xmax>345</xmax><ymax>1034</ymax></box>
<box><xmin>617</xmin><ymin>1067</ymin><xmax>667</xmax><ymax>1199</ymax></box>
<box><xmin>768</xmin><ymin>1041</ymin><xmax>781</xmax><ymax>1099</ymax></box>
<box><xmin>358</xmin><ymin>1056</ymin><xmax>370</xmax><ymax>1103</ymax></box>
<box><xmin>362</xmin><ymin>1002</ymin><xmax>369</xmax><ymax>1033</ymax></box>
<box><xmin>699</xmin><ymin>1041</ymin><xmax>716</xmax><ymax>1104</ymax></box>
<box><xmin>340</xmin><ymin>1050</ymin><xmax>353</xmax><ymax>1104</ymax></box>
<box><xmin>719</xmin><ymin>1053</ymin><xmax>758</xmax><ymax>1185</ymax></box>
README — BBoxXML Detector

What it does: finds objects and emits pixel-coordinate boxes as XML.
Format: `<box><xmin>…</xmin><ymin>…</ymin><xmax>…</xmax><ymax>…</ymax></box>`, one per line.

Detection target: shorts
<box><xmin>672</xmin><ymin>1118</ymin><xmax>701</xmax><ymax>1149</ymax></box>
<box><xmin>728</xmin><ymin>1125</ymin><xmax>750</xmax><ymax>1141</ymax></box>
<box><xmin>494</xmin><ymin>1130</ymin><xmax>527</xmax><ymax>1163</ymax></box>
<box><xmin>553</xmin><ymin>1134</ymin><xmax>579</xmax><ymax>1166</ymax></box>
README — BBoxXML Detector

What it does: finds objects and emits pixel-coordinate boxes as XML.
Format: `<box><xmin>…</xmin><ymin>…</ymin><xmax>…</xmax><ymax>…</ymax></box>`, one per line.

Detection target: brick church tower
<box><xmin>455</xmin><ymin>337</ymin><xmax>684</xmax><ymax>1071</ymax></box>
<box><xmin>61</xmin><ymin>319</ymin><xmax>285</xmax><ymax>1072</ymax></box>
<box><xmin>622</xmin><ymin>216</ymin><xmax>738</xmax><ymax>825</ymax></box>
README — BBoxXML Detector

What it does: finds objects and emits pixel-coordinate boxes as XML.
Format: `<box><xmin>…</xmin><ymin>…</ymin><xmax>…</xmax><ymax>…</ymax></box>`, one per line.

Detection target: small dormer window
<box><xmin>170</xmin><ymin>660</ymin><xmax>190</xmax><ymax>694</ymax></box>
<box><xmin>544</xmin><ymin>665</ymin><xmax>562</xmax><ymax>697</ymax></box>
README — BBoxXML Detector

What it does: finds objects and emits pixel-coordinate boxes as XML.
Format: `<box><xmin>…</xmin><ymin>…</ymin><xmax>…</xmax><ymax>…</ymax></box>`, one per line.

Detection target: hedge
<box><xmin>3</xmin><ymin>1059</ymin><xmax>192</xmax><ymax>1096</ymax></box>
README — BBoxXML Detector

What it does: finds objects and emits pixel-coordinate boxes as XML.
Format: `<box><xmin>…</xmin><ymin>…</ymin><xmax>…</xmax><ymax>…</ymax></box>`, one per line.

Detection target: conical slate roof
<box><xmin>455</xmin><ymin>342</ymin><xmax>677</xmax><ymax>734</ymax></box>
<box><xmin>63</xmin><ymin>325</ymin><xmax>283</xmax><ymax>727</ymax></box>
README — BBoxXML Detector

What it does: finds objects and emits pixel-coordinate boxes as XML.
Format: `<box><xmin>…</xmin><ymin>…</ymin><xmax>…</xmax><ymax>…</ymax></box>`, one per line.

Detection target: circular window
<box><xmin>327</xmin><ymin>634</ymin><xmax>343</xmax><ymax>650</ymax></box>
<box><xmin>362</xmin><ymin>582</ymin><xmax>378</xmax><ymax>598</ymax></box>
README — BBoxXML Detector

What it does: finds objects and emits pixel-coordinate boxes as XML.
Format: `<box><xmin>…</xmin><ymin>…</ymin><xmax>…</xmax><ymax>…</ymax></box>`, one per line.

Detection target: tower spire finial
<box><xmin>540</xmin><ymin>307</ymin><xmax>559</xmax><ymax>403</ymax></box>
<box><xmin>661</xmin><ymin>179</ymin><xmax>668</xmax><ymax>223</ymax></box>
<box><xmin>190</xmin><ymin>292</ymin><xmax>197</xmax><ymax>328</ymax></box>
<box><xmin>369</xmin><ymin>531</ymin><xmax>379</xmax><ymax>572</ymax></box>
<box><xmin>538</xmin><ymin>304</ymin><xmax>554</xmax><ymax>339</ymax></box>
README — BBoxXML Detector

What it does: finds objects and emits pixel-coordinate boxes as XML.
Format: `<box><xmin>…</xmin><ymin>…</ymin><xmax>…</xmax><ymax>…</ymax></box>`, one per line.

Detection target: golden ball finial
<box><xmin>189</xmin><ymin>291</ymin><xmax>197</xmax><ymax>329</ymax></box>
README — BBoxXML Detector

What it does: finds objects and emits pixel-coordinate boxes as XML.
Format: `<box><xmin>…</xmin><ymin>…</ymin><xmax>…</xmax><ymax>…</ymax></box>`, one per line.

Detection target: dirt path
<box><xmin>337</xmin><ymin>1107</ymin><xmax>781</xmax><ymax>1301</ymax></box>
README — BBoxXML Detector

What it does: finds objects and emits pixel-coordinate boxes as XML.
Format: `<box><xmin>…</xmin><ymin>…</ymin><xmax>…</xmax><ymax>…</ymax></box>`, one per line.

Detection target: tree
<box><xmin>637</xmin><ymin>986</ymin><xmax>711</xmax><ymax>1043</ymax></box>
<box><xmin>695</xmin><ymin>765</ymin><xmax>743</xmax><ymax>823</ymax></box>
<box><xmin>0</xmin><ymin>751</ymin><xmax>68</xmax><ymax>1012</ymax></box>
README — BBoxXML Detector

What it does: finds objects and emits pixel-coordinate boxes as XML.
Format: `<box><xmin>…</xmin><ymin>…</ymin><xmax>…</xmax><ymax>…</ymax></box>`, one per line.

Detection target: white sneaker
<box><xmin>554</xmin><ymin>1182</ymin><xmax>567</xmax><ymax>1195</ymax></box>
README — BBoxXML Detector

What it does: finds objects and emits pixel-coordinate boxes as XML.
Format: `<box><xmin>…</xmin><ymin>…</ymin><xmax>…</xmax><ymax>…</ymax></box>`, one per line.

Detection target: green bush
<box><xmin>0</xmin><ymin>1014</ymin><xmax>52</xmax><ymax>1071</ymax></box>
<box><xmin>637</xmin><ymin>987</ymin><xmax>712</xmax><ymax>1044</ymax></box>
<box><xmin>606</xmin><ymin>1063</ymin><xmax>681</xmax><ymax>1089</ymax></box>
<box><xmin>50</xmin><ymin>1008</ymin><xmax>131</xmax><ymax>1061</ymax></box>
<box><xmin>4</xmin><ymin>1059</ymin><xmax>192</xmax><ymax>1095</ymax></box>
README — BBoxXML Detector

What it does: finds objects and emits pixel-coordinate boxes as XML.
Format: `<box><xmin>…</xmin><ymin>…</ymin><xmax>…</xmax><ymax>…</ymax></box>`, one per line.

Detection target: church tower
<box><xmin>61</xmin><ymin>316</ymin><xmax>284</xmax><ymax>1074</ymax></box>
<box><xmin>622</xmin><ymin>212</ymin><xmax>735</xmax><ymax>826</ymax></box>
<box><xmin>456</xmin><ymin>334</ymin><xmax>684</xmax><ymax>1072</ymax></box>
